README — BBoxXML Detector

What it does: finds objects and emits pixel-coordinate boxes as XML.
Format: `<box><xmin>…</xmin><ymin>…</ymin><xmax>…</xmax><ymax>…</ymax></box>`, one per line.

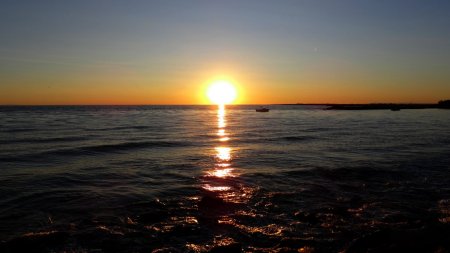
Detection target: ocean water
<box><xmin>0</xmin><ymin>105</ymin><xmax>449</xmax><ymax>252</ymax></box>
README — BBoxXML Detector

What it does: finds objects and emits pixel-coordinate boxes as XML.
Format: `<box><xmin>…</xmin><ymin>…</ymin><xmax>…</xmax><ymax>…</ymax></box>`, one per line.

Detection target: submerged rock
<box><xmin>137</xmin><ymin>210</ymin><xmax>169</xmax><ymax>224</ymax></box>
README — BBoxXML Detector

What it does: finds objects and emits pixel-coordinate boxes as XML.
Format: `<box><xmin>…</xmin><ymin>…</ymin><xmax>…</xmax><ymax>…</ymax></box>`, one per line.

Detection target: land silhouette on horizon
<box><xmin>278</xmin><ymin>99</ymin><xmax>450</xmax><ymax>110</ymax></box>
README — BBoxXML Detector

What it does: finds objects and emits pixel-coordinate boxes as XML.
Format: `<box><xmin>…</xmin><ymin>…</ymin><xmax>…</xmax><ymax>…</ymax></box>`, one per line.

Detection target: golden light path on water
<box><xmin>202</xmin><ymin>104</ymin><xmax>237</xmax><ymax>193</ymax></box>
<box><xmin>197</xmin><ymin>103</ymin><xmax>272</xmax><ymax>244</ymax></box>
<box><xmin>195</xmin><ymin>103</ymin><xmax>291</xmax><ymax>249</ymax></box>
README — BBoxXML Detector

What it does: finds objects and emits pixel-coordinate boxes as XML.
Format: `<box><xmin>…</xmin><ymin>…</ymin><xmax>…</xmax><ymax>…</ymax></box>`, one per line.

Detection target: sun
<box><xmin>207</xmin><ymin>80</ymin><xmax>237</xmax><ymax>105</ymax></box>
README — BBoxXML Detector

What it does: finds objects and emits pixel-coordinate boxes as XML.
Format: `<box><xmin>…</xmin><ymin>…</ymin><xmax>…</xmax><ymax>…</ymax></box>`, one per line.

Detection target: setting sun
<box><xmin>206</xmin><ymin>80</ymin><xmax>237</xmax><ymax>105</ymax></box>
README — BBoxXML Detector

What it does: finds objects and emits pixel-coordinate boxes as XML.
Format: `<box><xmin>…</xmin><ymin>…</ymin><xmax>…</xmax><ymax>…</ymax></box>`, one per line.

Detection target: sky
<box><xmin>1</xmin><ymin>0</ymin><xmax>450</xmax><ymax>105</ymax></box>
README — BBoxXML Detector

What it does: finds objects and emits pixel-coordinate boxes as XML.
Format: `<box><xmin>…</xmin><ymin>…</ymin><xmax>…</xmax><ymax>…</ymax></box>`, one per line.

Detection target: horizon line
<box><xmin>0</xmin><ymin>102</ymin><xmax>444</xmax><ymax>106</ymax></box>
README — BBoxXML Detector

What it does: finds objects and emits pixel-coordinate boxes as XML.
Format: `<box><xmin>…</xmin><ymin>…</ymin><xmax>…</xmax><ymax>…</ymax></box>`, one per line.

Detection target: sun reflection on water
<box><xmin>202</xmin><ymin>184</ymin><xmax>232</xmax><ymax>192</ymax></box>
<box><xmin>200</xmin><ymin>104</ymin><xmax>256</xmax><ymax>209</ymax></box>
<box><xmin>219</xmin><ymin>137</ymin><xmax>230</xmax><ymax>142</ymax></box>
<box><xmin>215</xmin><ymin>147</ymin><xmax>231</xmax><ymax>161</ymax></box>
<box><xmin>217</xmin><ymin>104</ymin><xmax>226</xmax><ymax>129</ymax></box>
<box><xmin>202</xmin><ymin>104</ymin><xmax>238</xmax><ymax>193</ymax></box>
<box><xmin>208</xmin><ymin>168</ymin><xmax>234</xmax><ymax>178</ymax></box>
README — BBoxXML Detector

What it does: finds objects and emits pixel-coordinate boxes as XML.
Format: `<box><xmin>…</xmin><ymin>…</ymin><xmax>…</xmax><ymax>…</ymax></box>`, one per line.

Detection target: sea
<box><xmin>0</xmin><ymin>105</ymin><xmax>449</xmax><ymax>253</ymax></box>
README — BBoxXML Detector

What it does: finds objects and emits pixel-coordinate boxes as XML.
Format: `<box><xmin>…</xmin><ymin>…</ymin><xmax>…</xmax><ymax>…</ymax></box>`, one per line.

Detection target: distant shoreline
<box><xmin>278</xmin><ymin>102</ymin><xmax>450</xmax><ymax>110</ymax></box>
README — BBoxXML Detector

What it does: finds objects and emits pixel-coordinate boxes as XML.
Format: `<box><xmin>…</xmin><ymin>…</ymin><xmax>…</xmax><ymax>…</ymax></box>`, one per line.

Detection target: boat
<box><xmin>256</xmin><ymin>107</ymin><xmax>269</xmax><ymax>112</ymax></box>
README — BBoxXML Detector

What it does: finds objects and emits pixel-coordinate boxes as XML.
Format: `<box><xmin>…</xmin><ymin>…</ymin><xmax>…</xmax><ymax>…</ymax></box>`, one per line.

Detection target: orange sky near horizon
<box><xmin>0</xmin><ymin>82</ymin><xmax>448</xmax><ymax>106</ymax></box>
<box><xmin>1</xmin><ymin>70</ymin><xmax>448</xmax><ymax>105</ymax></box>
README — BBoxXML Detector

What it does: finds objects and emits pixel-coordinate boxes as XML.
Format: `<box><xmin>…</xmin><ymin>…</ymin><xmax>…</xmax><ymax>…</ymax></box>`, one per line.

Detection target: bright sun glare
<box><xmin>207</xmin><ymin>80</ymin><xmax>237</xmax><ymax>105</ymax></box>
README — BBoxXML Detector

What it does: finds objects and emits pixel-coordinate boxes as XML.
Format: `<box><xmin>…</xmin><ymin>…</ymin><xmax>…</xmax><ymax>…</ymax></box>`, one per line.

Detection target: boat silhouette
<box><xmin>256</xmin><ymin>107</ymin><xmax>269</xmax><ymax>112</ymax></box>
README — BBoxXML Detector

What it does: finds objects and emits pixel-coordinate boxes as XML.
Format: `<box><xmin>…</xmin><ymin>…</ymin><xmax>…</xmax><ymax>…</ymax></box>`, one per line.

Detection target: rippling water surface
<box><xmin>1</xmin><ymin>105</ymin><xmax>449</xmax><ymax>252</ymax></box>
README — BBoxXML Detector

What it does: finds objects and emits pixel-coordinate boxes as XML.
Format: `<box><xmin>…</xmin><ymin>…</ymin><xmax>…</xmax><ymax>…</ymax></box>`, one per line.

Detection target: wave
<box><xmin>80</xmin><ymin>140</ymin><xmax>187</xmax><ymax>152</ymax></box>
<box><xmin>0</xmin><ymin>140</ymin><xmax>191</xmax><ymax>162</ymax></box>
<box><xmin>84</xmin><ymin>125</ymin><xmax>155</xmax><ymax>132</ymax></box>
<box><xmin>0</xmin><ymin>136</ymin><xmax>88</xmax><ymax>145</ymax></box>
<box><xmin>232</xmin><ymin>135</ymin><xmax>316</xmax><ymax>144</ymax></box>
<box><xmin>0</xmin><ymin>128</ymin><xmax>37</xmax><ymax>133</ymax></box>
<box><xmin>281</xmin><ymin>135</ymin><xmax>316</xmax><ymax>142</ymax></box>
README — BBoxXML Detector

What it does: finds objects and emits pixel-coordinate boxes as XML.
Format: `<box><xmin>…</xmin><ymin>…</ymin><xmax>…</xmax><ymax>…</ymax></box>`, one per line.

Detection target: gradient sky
<box><xmin>1</xmin><ymin>0</ymin><xmax>450</xmax><ymax>105</ymax></box>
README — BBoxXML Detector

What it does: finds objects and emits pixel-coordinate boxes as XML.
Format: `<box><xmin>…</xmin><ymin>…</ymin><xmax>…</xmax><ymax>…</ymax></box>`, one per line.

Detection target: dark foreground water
<box><xmin>0</xmin><ymin>105</ymin><xmax>449</xmax><ymax>253</ymax></box>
